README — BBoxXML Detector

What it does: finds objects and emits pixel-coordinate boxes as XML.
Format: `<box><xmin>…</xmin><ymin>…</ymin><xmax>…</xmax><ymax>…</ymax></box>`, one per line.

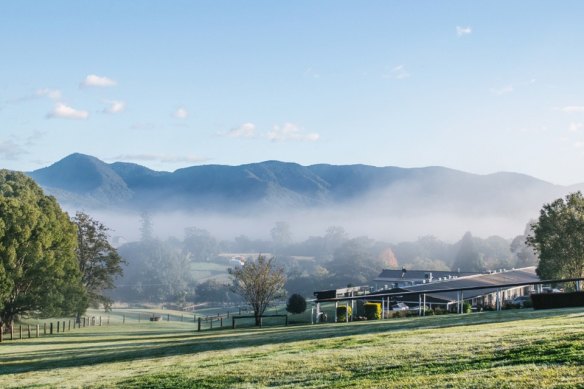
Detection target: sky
<box><xmin>2</xmin><ymin>1</ymin><xmax>584</xmax><ymax>185</ymax></box>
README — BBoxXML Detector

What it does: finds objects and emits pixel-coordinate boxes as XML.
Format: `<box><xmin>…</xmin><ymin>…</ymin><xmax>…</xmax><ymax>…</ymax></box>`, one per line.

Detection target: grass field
<box><xmin>1</xmin><ymin>308</ymin><xmax>583</xmax><ymax>388</ymax></box>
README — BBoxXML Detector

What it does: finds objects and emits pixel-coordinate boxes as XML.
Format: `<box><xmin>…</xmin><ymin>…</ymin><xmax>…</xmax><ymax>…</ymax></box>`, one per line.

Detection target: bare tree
<box><xmin>229</xmin><ymin>255</ymin><xmax>286</xmax><ymax>326</ymax></box>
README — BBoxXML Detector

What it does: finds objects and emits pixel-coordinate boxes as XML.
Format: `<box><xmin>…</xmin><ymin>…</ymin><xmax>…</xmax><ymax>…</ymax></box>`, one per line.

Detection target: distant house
<box><xmin>374</xmin><ymin>267</ymin><xmax>538</xmax><ymax>310</ymax></box>
<box><xmin>374</xmin><ymin>268</ymin><xmax>483</xmax><ymax>289</ymax></box>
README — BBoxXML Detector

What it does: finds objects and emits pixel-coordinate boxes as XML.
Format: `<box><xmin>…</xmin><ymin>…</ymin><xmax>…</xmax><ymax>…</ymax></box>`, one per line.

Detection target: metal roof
<box><xmin>374</xmin><ymin>269</ymin><xmax>482</xmax><ymax>282</ymax></box>
<box><xmin>376</xmin><ymin>267</ymin><xmax>538</xmax><ymax>303</ymax></box>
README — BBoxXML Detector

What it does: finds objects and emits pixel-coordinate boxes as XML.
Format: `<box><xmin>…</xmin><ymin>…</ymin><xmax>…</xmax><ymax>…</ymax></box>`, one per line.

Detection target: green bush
<box><xmin>363</xmin><ymin>302</ymin><xmax>382</xmax><ymax>320</ymax></box>
<box><xmin>433</xmin><ymin>307</ymin><xmax>448</xmax><ymax>315</ymax></box>
<box><xmin>463</xmin><ymin>302</ymin><xmax>472</xmax><ymax>313</ymax></box>
<box><xmin>336</xmin><ymin>305</ymin><xmax>353</xmax><ymax>322</ymax></box>
<box><xmin>286</xmin><ymin>294</ymin><xmax>307</xmax><ymax>314</ymax></box>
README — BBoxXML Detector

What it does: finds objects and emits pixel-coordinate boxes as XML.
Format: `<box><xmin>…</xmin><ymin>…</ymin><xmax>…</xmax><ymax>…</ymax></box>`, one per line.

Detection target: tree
<box><xmin>527</xmin><ymin>192</ymin><xmax>584</xmax><ymax>281</ymax></box>
<box><xmin>183</xmin><ymin>227</ymin><xmax>218</xmax><ymax>262</ymax></box>
<box><xmin>229</xmin><ymin>255</ymin><xmax>286</xmax><ymax>326</ymax></box>
<box><xmin>326</xmin><ymin>237</ymin><xmax>386</xmax><ymax>286</ymax></box>
<box><xmin>271</xmin><ymin>221</ymin><xmax>292</xmax><ymax>252</ymax></box>
<box><xmin>73</xmin><ymin>212</ymin><xmax>124</xmax><ymax>310</ymax></box>
<box><xmin>511</xmin><ymin>221</ymin><xmax>539</xmax><ymax>267</ymax></box>
<box><xmin>114</xmin><ymin>239</ymin><xmax>194</xmax><ymax>303</ymax></box>
<box><xmin>452</xmin><ymin>232</ymin><xmax>485</xmax><ymax>272</ymax></box>
<box><xmin>0</xmin><ymin>170</ymin><xmax>86</xmax><ymax>329</ymax></box>
<box><xmin>286</xmin><ymin>293</ymin><xmax>307</xmax><ymax>314</ymax></box>
<box><xmin>139</xmin><ymin>211</ymin><xmax>153</xmax><ymax>241</ymax></box>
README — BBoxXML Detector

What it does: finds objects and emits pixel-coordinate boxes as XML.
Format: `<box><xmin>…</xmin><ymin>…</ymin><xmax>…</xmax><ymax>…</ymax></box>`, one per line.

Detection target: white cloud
<box><xmin>574</xmin><ymin>141</ymin><xmax>584</xmax><ymax>149</ymax></box>
<box><xmin>0</xmin><ymin>139</ymin><xmax>27</xmax><ymax>160</ymax></box>
<box><xmin>174</xmin><ymin>107</ymin><xmax>188</xmax><ymax>119</ymax></box>
<box><xmin>267</xmin><ymin>123</ymin><xmax>320</xmax><ymax>142</ymax></box>
<box><xmin>80</xmin><ymin>74</ymin><xmax>117</xmax><ymax>88</ymax></box>
<box><xmin>47</xmin><ymin>103</ymin><xmax>89</xmax><ymax>120</ymax></box>
<box><xmin>456</xmin><ymin>26</ymin><xmax>472</xmax><ymax>37</ymax></box>
<box><xmin>569</xmin><ymin>122</ymin><xmax>584</xmax><ymax>133</ymax></box>
<box><xmin>225</xmin><ymin>122</ymin><xmax>257</xmax><ymax>138</ymax></box>
<box><xmin>561</xmin><ymin>106</ymin><xmax>584</xmax><ymax>113</ymax></box>
<box><xmin>384</xmin><ymin>65</ymin><xmax>410</xmax><ymax>80</ymax></box>
<box><xmin>35</xmin><ymin>88</ymin><xmax>62</xmax><ymax>101</ymax></box>
<box><xmin>103</xmin><ymin>100</ymin><xmax>126</xmax><ymax>114</ymax></box>
<box><xmin>111</xmin><ymin>153</ymin><xmax>208</xmax><ymax>164</ymax></box>
<box><xmin>490</xmin><ymin>85</ymin><xmax>514</xmax><ymax>95</ymax></box>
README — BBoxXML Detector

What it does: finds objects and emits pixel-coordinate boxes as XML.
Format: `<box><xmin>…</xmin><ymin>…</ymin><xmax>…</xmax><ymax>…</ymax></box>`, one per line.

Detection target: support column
<box><xmin>346</xmin><ymin>303</ymin><xmax>349</xmax><ymax>323</ymax></box>
<box><xmin>418</xmin><ymin>294</ymin><xmax>422</xmax><ymax>316</ymax></box>
<box><xmin>423</xmin><ymin>294</ymin><xmax>426</xmax><ymax>316</ymax></box>
<box><xmin>334</xmin><ymin>301</ymin><xmax>338</xmax><ymax>323</ymax></box>
<box><xmin>461</xmin><ymin>291</ymin><xmax>464</xmax><ymax>313</ymax></box>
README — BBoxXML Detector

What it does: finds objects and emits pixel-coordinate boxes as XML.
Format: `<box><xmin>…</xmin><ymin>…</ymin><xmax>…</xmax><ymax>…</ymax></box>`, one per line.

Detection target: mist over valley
<box><xmin>27</xmin><ymin>152</ymin><xmax>579</xmax><ymax>243</ymax></box>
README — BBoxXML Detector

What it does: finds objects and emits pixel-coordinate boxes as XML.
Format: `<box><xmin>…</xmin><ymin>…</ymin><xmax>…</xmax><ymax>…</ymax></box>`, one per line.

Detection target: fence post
<box><xmin>220</xmin><ymin>318</ymin><xmax>223</xmax><ymax>327</ymax></box>
<box><xmin>285</xmin><ymin>315</ymin><xmax>288</xmax><ymax>326</ymax></box>
<box><xmin>197</xmin><ymin>317</ymin><xmax>201</xmax><ymax>332</ymax></box>
<box><xmin>0</xmin><ymin>326</ymin><xmax>3</xmax><ymax>342</ymax></box>
<box><xmin>10</xmin><ymin>324</ymin><xmax>13</xmax><ymax>340</ymax></box>
<box><xmin>69</xmin><ymin>320</ymin><xmax>71</xmax><ymax>331</ymax></box>
<box><xmin>83</xmin><ymin>317</ymin><xmax>86</xmax><ymax>327</ymax></box>
<box><xmin>167</xmin><ymin>314</ymin><xmax>170</xmax><ymax>322</ymax></box>
<box><xmin>123</xmin><ymin>314</ymin><xmax>125</xmax><ymax>324</ymax></box>
<box><xmin>36</xmin><ymin>324</ymin><xmax>39</xmax><ymax>337</ymax></box>
<box><xmin>44</xmin><ymin>323</ymin><xmax>47</xmax><ymax>335</ymax></box>
<box><xmin>19</xmin><ymin>325</ymin><xmax>22</xmax><ymax>339</ymax></box>
<box><xmin>232</xmin><ymin>317</ymin><xmax>235</xmax><ymax>329</ymax></box>
<box><xmin>210</xmin><ymin>319</ymin><xmax>213</xmax><ymax>329</ymax></box>
<box><xmin>181</xmin><ymin>314</ymin><xmax>184</xmax><ymax>322</ymax></box>
<box><xmin>139</xmin><ymin>313</ymin><xmax>141</xmax><ymax>323</ymax></box>
<box><xmin>50</xmin><ymin>323</ymin><xmax>53</xmax><ymax>335</ymax></box>
<box><xmin>28</xmin><ymin>325</ymin><xmax>31</xmax><ymax>338</ymax></box>
<box><xmin>99</xmin><ymin>316</ymin><xmax>102</xmax><ymax>326</ymax></box>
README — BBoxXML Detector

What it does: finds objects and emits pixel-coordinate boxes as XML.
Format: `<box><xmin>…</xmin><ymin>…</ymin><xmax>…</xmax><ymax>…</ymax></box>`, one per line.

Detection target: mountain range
<box><xmin>26</xmin><ymin>153</ymin><xmax>581</xmax><ymax>223</ymax></box>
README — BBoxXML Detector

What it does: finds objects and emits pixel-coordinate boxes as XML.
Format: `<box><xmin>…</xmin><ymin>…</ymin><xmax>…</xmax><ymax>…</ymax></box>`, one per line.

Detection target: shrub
<box><xmin>463</xmin><ymin>302</ymin><xmax>472</xmax><ymax>313</ymax></box>
<box><xmin>363</xmin><ymin>302</ymin><xmax>382</xmax><ymax>320</ymax></box>
<box><xmin>286</xmin><ymin>294</ymin><xmax>307</xmax><ymax>315</ymax></box>
<box><xmin>336</xmin><ymin>305</ymin><xmax>353</xmax><ymax>322</ymax></box>
<box><xmin>433</xmin><ymin>307</ymin><xmax>448</xmax><ymax>315</ymax></box>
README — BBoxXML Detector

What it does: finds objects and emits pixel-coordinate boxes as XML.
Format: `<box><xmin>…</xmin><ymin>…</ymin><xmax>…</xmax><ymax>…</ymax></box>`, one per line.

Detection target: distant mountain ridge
<box><xmin>26</xmin><ymin>153</ymin><xmax>575</xmax><ymax>218</ymax></box>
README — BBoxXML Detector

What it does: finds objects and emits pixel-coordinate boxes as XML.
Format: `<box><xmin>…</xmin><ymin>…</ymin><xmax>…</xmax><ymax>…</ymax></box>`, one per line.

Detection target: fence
<box><xmin>0</xmin><ymin>315</ymin><xmax>109</xmax><ymax>343</ymax></box>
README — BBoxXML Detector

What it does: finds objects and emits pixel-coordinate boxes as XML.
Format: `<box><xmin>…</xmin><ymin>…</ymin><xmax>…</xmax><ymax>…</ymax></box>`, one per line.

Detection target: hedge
<box><xmin>363</xmin><ymin>302</ymin><xmax>382</xmax><ymax>320</ymax></box>
<box><xmin>531</xmin><ymin>291</ymin><xmax>584</xmax><ymax>309</ymax></box>
<box><xmin>336</xmin><ymin>305</ymin><xmax>353</xmax><ymax>322</ymax></box>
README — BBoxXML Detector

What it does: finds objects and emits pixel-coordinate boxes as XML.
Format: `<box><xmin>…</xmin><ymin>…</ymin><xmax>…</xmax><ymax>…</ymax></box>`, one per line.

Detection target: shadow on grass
<box><xmin>1</xmin><ymin>308</ymin><xmax>582</xmax><ymax>376</ymax></box>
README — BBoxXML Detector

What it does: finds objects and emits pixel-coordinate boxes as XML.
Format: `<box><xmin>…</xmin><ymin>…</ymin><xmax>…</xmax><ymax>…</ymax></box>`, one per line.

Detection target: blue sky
<box><xmin>2</xmin><ymin>1</ymin><xmax>584</xmax><ymax>185</ymax></box>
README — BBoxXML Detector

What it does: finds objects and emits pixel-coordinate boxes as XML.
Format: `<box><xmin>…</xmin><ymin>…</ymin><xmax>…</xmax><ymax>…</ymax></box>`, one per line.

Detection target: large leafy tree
<box><xmin>0</xmin><ymin>170</ymin><xmax>86</xmax><ymax>328</ymax></box>
<box><xmin>527</xmin><ymin>192</ymin><xmax>584</xmax><ymax>281</ymax></box>
<box><xmin>73</xmin><ymin>212</ymin><xmax>124</xmax><ymax>310</ymax></box>
<box><xmin>229</xmin><ymin>255</ymin><xmax>286</xmax><ymax>326</ymax></box>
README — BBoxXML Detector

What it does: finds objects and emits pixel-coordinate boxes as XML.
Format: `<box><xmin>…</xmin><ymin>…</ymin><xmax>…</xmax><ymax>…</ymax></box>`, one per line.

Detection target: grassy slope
<box><xmin>1</xmin><ymin>308</ymin><xmax>583</xmax><ymax>388</ymax></box>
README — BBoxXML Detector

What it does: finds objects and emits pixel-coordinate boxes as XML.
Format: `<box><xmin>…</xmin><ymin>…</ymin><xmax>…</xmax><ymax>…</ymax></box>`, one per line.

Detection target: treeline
<box><xmin>109</xmin><ymin>218</ymin><xmax>538</xmax><ymax>304</ymax></box>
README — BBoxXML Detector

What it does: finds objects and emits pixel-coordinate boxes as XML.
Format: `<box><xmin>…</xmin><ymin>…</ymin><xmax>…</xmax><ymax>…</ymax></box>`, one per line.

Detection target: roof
<box><xmin>374</xmin><ymin>269</ymin><xmax>482</xmax><ymax>282</ymax></box>
<box><xmin>374</xmin><ymin>267</ymin><xmax>538</xmax><ymax>303</ymax></box>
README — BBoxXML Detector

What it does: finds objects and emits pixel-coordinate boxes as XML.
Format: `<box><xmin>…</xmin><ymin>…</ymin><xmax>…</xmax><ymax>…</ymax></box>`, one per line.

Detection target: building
<box><xmin>374</xmin><ymin>268</ymin><xmax>483</xmax><ymax>289</ymax></box>
<box><xmin>373</xmin><ymin>267</ymin><xmax>538</xmax><ymax>311</ymax></box>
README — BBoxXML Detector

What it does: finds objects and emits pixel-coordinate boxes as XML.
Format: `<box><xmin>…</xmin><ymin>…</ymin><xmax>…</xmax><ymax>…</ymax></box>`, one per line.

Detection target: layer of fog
<box><xmin>79</xmin><ymin>204</ymin><xmax>538</xmax><ymax>245</ymax></box>
<box><xmin>61</xmin><ymin>174</ymin><xmax>569</xmax><ymax>244</ymax></box>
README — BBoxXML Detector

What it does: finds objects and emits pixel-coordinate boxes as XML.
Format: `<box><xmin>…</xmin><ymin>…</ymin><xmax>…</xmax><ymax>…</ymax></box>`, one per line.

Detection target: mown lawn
<box><xmin>1</xmin><ymin>308</ymin><xmax>583</xmax><ymax>388</ymax></box>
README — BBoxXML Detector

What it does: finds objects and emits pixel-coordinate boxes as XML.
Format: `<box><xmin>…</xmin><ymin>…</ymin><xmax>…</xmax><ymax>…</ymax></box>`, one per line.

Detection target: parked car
<box><xmin>510</xmin><ymin>296</ymin><xmax>531</xmax><ymax>308</ymax></box>
<box><xmin>391</xmin><ymin>302</ymin><xmax>409</xmax><ymax>311</ymax></box>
